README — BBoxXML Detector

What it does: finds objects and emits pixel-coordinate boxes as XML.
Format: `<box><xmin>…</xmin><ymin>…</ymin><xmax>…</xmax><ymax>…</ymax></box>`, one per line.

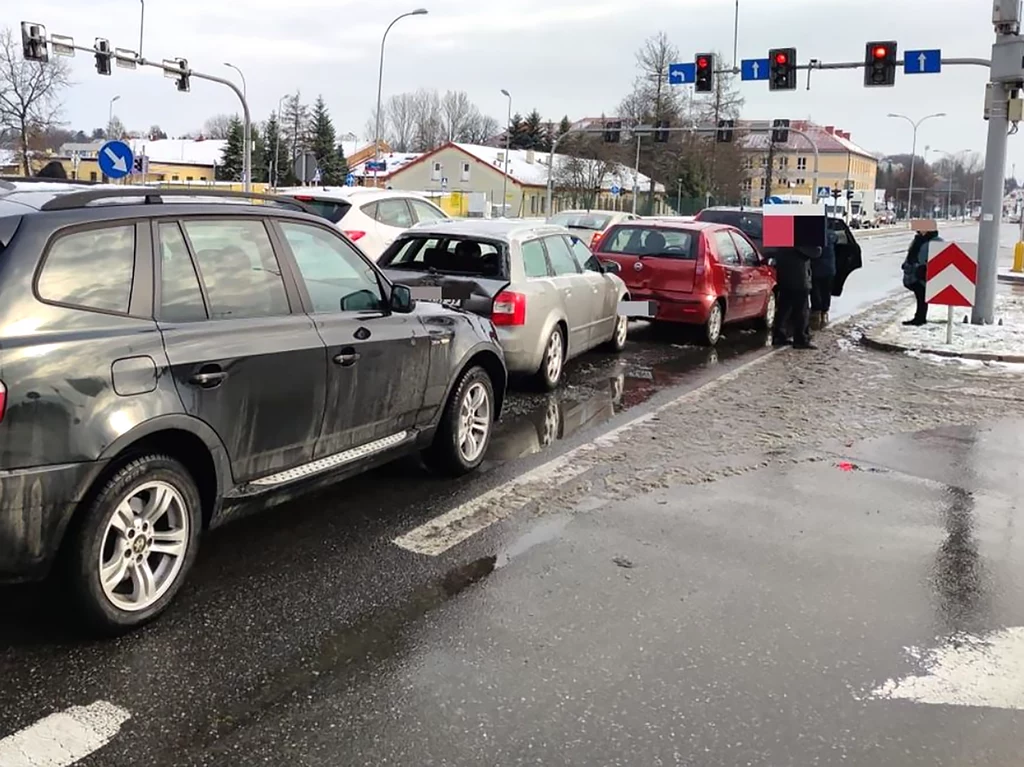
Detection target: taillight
<box><xmin>590</xmin><ymin>231</ymin><xmax>603</xmax><ymax>250</ymax></box>
<box><xmin>0</xmin><ymin>381</ymin><xmax>6</xmax><ymax>423</ymax></box>
<box><xmin>343</xmin><ymin>230</ymin><xmax>366</xmax><ymax>241</ymax></box>
<box><xmin>492</xmin><ymin>291</ymin><xmax>526</xmax><ymax>326</ymax></box>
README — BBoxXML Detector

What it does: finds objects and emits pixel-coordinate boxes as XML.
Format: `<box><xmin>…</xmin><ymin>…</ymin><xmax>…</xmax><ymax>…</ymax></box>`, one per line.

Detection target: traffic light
<box><xmin>163</xmin><ymin>57</ymin><xmax>190</xmax><ymax>92</ymax></box>
<box><xmin>694</xmin><ymin>53</ymin><xmax>714</xmax><ymax>93</ymax></box>
<box><xmin>768</xmin><ymin>47</ymin><xmax>796</xmax><ymax>91</ymax></box>
<box><xmin>771</xmin><ymin>118</ymin><xmax>790</xmax><ymax>144</ymax></box>
<box><xmin>831</xmin><ymin>188</ymin><xmax>841</xmax><ymax>200</ymax></box>
<box><xmin>20</xmin><ymin>22</ymin><xmax>48</xmax><ymax>63</ymax></box>
<box><xmin>94</xmin><ymin>38</ymin><xmax>111</xmax><ymax>76</ymax></box>
<box><xmin>846</xmin><ymin>190</ymin><xmax>855</xmax><ymax>200</ymax></box>
<box><xmin>864</xmin><ymin>41</ymin><xmax>897</xmax><ymax>86</ymax></box>
<box><xmin>654</xmin><ymin>120</ymin><xmax>670</xmax><ymax>142</ymax></box>
<box><xmin>133</xmin><ymin>157</ymin><xmax>143</xmax><ymax>174</ymax></box>
<box><xmin>716</xmin><ymin>118</ymin><xmax>735</xmax><ymax>143</ymax></box>
<box><xmin>603</xmin><ymin>120</ymin><xmax>621</xmax><ymax>143</ymax></box>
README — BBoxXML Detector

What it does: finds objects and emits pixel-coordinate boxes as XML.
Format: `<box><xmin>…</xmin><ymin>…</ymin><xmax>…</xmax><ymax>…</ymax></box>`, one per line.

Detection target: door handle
<box><xmin>190</xmin><ymin>370</ymin><xmax>227</xmax><ymax>387</ymax></box>
<box><xmin>334</xmin><ymin>348</ymin><xmax>360</xmax><ymax>366</ymax></box>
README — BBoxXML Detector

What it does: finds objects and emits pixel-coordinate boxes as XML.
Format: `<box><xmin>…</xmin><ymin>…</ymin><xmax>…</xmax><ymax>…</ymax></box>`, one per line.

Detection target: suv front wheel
<box><xmin>64</xmin><ymin>455</ymin><xmax>202</xmax><ymax>634</ymax></box>
<box><xmin>422</xmin><ymin>365</ymin><xmax>495</xmax><ymax>476</ymax></box>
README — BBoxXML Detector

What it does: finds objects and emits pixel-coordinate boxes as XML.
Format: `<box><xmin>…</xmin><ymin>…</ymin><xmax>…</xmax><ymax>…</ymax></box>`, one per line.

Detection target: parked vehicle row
<box><xmin>0</xmin><ymin>182</ymin><xmax>861</xmax><ymax>635</ymax></box>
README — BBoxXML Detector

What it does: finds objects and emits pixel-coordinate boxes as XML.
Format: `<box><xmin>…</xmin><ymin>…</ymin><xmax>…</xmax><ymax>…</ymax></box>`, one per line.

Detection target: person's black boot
<box><xmin>772</xmin><ymin>336</ymin><xmax>792</xmax><ymax>348</ymax></box>
<box><xmin>793</xmin><ymin>341</ymin><xmax>818</xmax><ymax>350</ymax></box>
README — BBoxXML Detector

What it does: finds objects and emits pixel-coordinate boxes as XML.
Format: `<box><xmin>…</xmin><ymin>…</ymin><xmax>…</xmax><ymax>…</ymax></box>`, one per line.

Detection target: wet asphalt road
<box><xmin>0</xmin><ymin>223</ymin><xmax>992</xmax><ymax>766</ymax></box>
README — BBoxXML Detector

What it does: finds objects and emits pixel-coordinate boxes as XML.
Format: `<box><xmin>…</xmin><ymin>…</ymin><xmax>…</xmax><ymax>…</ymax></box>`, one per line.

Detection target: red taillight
<box><xmin>343</xmin><ymin>230</ymin><xmax>366</xmax><ymax>241</ymax></box>
<box><xmin>590</xmin><ymin>231</ymin><xmax>603</xmax><ymax>250</ymax></box>
<box><xmin>0</xmin><ymin>381</ymin><xmax>6</xmax><ymax>423</ymax></box>
<box><xmin>492</xmin><ymin>291</ymin><xmax>526</xmax><ymax>326</ymax></box>
<box><xmin>293</xmin><ymin>195</ymin><xmax>313</xmax><ymax>201</ymax></box>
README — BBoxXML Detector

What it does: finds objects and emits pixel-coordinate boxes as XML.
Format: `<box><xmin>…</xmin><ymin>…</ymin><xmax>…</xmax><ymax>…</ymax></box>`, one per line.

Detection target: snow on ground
<box><xmin>872</xmin><ymin>288</ymin><xmax>1024</xmax><ymax>358</ymax></box>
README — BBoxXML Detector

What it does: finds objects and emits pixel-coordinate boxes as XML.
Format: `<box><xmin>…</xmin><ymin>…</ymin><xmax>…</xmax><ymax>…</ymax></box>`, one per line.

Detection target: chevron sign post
<box><xmin>925</xmin><ymin>242</ymin><xmax>976</xmax><ymax>344</ymax></box>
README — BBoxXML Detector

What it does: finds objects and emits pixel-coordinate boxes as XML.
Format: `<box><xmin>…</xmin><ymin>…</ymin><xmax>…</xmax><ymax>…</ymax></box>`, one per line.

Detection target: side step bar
<box><xmin>248</xmin><ymin>431</ymin><xmax>414</xmax><ymax>488</ymax></box>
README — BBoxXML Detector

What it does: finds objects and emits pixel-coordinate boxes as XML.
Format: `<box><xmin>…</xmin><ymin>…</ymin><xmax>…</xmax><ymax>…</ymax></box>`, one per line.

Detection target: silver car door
<box><xmin>541</xmin><ymin>234</ymin><xmax>595</xmax><ymax>354</ymax></box>
<box><xmin>568</xmin><ymin>234</ymin><xmax>616</xmax><ymax>342</ymax></box>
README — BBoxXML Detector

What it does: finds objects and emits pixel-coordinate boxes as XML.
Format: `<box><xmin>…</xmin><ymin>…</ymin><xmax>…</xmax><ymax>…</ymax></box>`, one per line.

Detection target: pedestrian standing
<box><xmin>901</xmin><ymin>228</ymin><xmax>942</xmax><ymax>325</ymax></box>
<box><xmin>810</xmin><ymin>227</ymin><xmax>837</xmax><ymax>330</ymax></box>
<box><xmin>772</xmin><ymin>244</ymin><xmax>820</xmax><ymax>350</ymax></box>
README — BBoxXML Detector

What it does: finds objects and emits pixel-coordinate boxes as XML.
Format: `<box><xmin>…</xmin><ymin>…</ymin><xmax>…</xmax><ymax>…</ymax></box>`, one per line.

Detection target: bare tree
<box><xmin>553</xmin><ymin>134</ymin><xmax>619</xmax><ymax>210</ymax></box>
<box><xmin>202</xmin><ymin>114</ymin><xmax>234</xmax><ymax>140</ymax></box>
<box><xmin>106</xmin><ymin>115</ymin><xmax>126</xmax><ymax>140</ymax></box>
<box><xmin>463</xmin><ymin>113</ymin><xmax>500</xmax><ymax>145</ymax></box>
<box><xmin>441</xmin><ymin>90</ymin><xmax>476</xmax><ymax>142</ymax></box>
<box><xmin>368</xmin><ymin>88</ymin><xmax>500</xmax><ymax>152</ymax></box>
<box><xmin>0</xmin><ymin>27</ymin><xmax>71</xmax><ymax>174</ymax></box>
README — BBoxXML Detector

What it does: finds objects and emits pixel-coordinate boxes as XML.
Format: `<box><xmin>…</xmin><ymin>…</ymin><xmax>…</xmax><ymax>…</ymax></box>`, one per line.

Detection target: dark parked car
<box><xmin>693</xmin><ymin>206</ymin><xmax>863</xmax><ymax>296</ymax></box>
<box><xmin>0</xmin><ymin>181</ymin><xmax>506</xmax><ymax>633</ymax></box>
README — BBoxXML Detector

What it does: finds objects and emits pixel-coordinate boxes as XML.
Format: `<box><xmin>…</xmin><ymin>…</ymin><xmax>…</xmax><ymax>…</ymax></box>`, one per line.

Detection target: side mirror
<box><xmin>390</xmin><ymin>284</ymin><xmax>415</xmax><ymax>313</ymax></box>
<box><xmin>600</xmin><ymin>260</ymin><xmax>621</xmax><ymax>274</ymax></box>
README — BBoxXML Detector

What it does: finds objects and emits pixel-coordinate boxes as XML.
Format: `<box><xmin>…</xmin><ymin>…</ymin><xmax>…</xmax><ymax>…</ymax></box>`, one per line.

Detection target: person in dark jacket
<box><xmin>901</xmin><ymin>229</ymin><xmax>941</xmax><ymax>325</ymax></box>
<box><xmin>35</xmin><ymin>160</ymin><xmax>67</xmax><ymax>179</ymax></box>
<box><xmin>810</xmin><ymin>228</ymin><xmax>837</xmax><ymax>330</ymax></box>
<box><xmin>772</xmin><ymin>244</ymin><xmax>820</xmax><ymax>349</ymax></box>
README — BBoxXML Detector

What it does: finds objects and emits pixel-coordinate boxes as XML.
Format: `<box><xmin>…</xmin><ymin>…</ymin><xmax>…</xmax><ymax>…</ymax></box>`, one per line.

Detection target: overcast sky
<box><xmin>13</xmin><ymin>0</ymin><xmax>1018</xmax><ymax>174</ymax></box>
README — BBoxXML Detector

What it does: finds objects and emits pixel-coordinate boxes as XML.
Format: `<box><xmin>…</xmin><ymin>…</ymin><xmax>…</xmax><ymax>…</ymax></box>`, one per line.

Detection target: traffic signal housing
<box><xmin>163</xmin><ymin>58</ymin><xmax>190</xmax><ymax>92</ymax></box>
<box><xmin>603</xmin><ymin>120</ymin><xmax>621</xmax><ymax>143</ymax></box>
<box><xmin>20</xmin><ymin>22</ymin><xmax>48</xmax><ymax>63</ymax></box>
<box><xmin>771</xmin><ymin>118</ymin><xmax>790</xmax><ymax>144</ymax></box>
<box><xmin>831</xmin><ymin>188</ymin><xmax>841</xmax><ymax>201</ymax></box>
<box><xmin>94</xmin><ymin>38</ymin><xmax>111</xmax><ymax>76</ymax></box>
<box><xmin>654</xmin><ymin>120</ymin><xmax>670</xmax><ymax>142</ymax></box>
<box><xmin>694</xmin><ymin>53</ymin><xmax>714</xmax><ymax>93</ymax></box>
<box><xmin>864</xmin><ymin>41</ymin><xmax>897</xmax><ymax>86</ymax></box>
<box><xmin>716</xmin><ymin>118</ymin><xmax>735</xmax><ymax>143</ymax></box>
<box><xmin>768</xmin><ymin>47</ymin><xmax>796</xmax><ymax>91</ymax></box>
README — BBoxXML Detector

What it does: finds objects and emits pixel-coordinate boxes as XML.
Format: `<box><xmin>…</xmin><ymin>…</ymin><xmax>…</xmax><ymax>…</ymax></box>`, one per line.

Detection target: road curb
<box><xmin>860</xmin><ymin>327</ymin><xmax>1024</xmax><ymax>364</ymax></box>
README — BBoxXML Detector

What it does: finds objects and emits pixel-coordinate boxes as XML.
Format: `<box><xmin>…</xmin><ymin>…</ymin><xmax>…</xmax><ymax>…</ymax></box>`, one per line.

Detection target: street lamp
<box><xmin>501</xmin><ymin>89</ymin><xmax>512</xmax><ymax>217</ymax></box>
<box><xmin>108</xmin><ymin>95</ymin><xmax>120</xmax><ymax>136</ymax></box>
<box><xmin>273</xmin><ymin>93</ymin><xmax>287</xmax><ymax>188</ymax></box>
<box><xmin>887</xmin><ymin>112</ymin><xmax>945</xmax><ymax>219</ymax></box>
<box><xmin>934</xmin><ymin>149</ymin><xmax>968</xmax><ymax>219</ymax></box>
<box><xmin>373</xmin><ymin>8</ymin><xmax>428</xmax><ymax>187</ymax></box>
<box><xmin>224</xmin><ymin>63</ymin><xmax>250</xmax><ymax>185</ymax></box>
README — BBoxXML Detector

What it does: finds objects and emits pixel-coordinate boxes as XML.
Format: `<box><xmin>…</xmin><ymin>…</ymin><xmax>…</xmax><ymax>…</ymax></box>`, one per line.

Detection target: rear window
<box><xmin>548</xmin><ymin>212</ymin><xmax>612</xmax><ymax>230</ymax></box>
<box><xmin>380</xmin><ymin>235</ymin><xmax>509</xmax><ymax>279</ymax></box>
<box><xmin>287</xmin><ymin>196</ymin><xmax>351</xmax><ymax>224</ymax></box>
<box><xmin>601</xmin><ymin>225</ymin><xmax>696</xmax><ymax>260</ymax></box>
<box><xmin>699</xmin><ymin>210</ymin><xmax>763</xmax><ymax>240</ymax></box>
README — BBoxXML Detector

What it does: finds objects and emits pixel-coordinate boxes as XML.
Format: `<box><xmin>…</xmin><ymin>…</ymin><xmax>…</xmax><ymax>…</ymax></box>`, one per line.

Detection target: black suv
<box><xmin>0</xmin><ymin>182</ymin><xmax>506</xmax><ymax>633</ymax></box>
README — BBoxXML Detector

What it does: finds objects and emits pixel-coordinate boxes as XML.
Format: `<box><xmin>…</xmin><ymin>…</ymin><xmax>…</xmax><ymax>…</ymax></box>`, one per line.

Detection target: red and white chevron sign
<box><xmin>925</xmin><ymin>242</ymin><xmax>976</xmax><ymax>307</ymax></box>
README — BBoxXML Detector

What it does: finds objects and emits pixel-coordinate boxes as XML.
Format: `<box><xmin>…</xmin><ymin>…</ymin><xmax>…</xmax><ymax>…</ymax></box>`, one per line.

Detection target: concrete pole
<box><xmin>974</xmin><ymin>82</ymin><xmax>1010</xmax><ymax>324</ymax></box>
<box><xmin>631</xmin><ymin>132</ymin><xmax>641</xmax><ymax>215</ymax></box>
<box><xmin>501</xmin><ymin>89</ymin><xmax>511</xmax><ymax>217</ymax></box>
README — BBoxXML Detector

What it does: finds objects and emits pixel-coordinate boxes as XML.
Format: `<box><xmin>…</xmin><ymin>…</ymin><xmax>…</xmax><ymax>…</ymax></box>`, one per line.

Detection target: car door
<box><xmin>828</xmin><ymin>218</ymin><xmax>863</xmax><ymax>296</ymax></box>
<box><xmin>568</xmin><ymin>234</ymin><xmax>617</xmax><ymax>343</ymax></box>
<box><xmin>374</xmin><ymin>198</ymin><xmax>416</xmax><ymax>253</ymax></box>
<box><xmin>155</xmin><ymin>217</ymin><xmax>327</xmax><ymax>484</ymax></box>
<box><xmin>710</xmin><ymin>230</ymin><xmax>747</xmax><ymax>320</ymax></box>
<box><xmin>273</xmin><ymin>218</ymin><xmax>433</xmax><ymax>457</ymax></box>
<box><xmin>542</xmin><ymin>234</ymin><xmax>598</xmax><ymax>354</ymax></box>
<box><xmin>730</xmin><ymin>230</ymin><xmax>773</xmax><ymax>318</ymax></box>
<box><xmin>408</xmin><ymin>198</ymin><xmax>448</xmax><ymax>225</ymax></box>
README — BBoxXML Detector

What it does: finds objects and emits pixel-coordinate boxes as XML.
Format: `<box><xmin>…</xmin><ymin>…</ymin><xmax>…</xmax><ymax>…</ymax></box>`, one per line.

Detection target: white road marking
<box><xmin>393</xmin><ymin>350</ymin><xmax>776</xmax><ymax>556</ymax></box>
<box><xmin>868</xmin><ymin>627</ymin><xmax>1024</xmax><ymax>709</ymax></box>
<box><xmin>0</xmin><ymin>701</ymin><xmax>130</xmax><ymax>767</ymax></box>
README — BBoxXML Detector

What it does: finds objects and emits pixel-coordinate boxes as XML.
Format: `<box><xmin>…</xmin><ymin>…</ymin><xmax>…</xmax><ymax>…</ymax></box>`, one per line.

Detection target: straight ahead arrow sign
<box><xmin>752</xmin><ymin>61</ymin><xmax>759</xmax><ymax>78</ymax></box>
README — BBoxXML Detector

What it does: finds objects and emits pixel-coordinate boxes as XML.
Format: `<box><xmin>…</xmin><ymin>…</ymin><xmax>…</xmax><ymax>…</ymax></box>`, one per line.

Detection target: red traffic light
<box><xmin>774</xmin><ymin>52</ymin><xmax>788</xmax><ymax>64</ymax></box>
<box><xmin>697</xmin><ymin>56</ymin><xmax>709</xmax><ymax>68</ymax></box>
<box><xmin>873</xmin><ymin>45</ymin><xmax>888</xmax><ymax>59</ymax></box>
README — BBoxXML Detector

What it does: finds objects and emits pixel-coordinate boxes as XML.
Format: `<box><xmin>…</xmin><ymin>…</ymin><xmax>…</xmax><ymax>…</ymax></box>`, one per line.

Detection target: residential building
<box><xmin>381</xmin><ymin>141</ymin><xmax>665</xmax><ymax>217</ymax></box>
<box><xmin>50</xmin><ymin>138</ymin><xmax>225</xmax><ymax>182</ymax></box>
<box><xmin>739</xmin><ymin>121</ymin><xmax>879</xmax><ymax>214</ymax></box>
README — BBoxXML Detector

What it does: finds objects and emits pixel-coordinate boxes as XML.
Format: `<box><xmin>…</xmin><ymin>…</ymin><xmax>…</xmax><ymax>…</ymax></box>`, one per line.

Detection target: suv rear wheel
<box><xmin>64</xmin><ymin>455</ymin><xmax>202</xmax><ymax>634</ymax></box>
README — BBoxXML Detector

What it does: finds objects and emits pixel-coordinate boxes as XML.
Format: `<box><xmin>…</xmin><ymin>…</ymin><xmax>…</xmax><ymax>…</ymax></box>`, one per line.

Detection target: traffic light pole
<box><xmin>545</xmin><ymin>124</ymin><xmax>821</xmax><ymax>215</ymax></box>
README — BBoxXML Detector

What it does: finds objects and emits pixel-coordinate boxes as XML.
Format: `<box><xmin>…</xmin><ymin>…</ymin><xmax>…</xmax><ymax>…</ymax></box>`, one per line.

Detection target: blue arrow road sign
<box><xmin>98</xmin><ymin>140</ymin><xmax>133</xmax><ymax>179</ymax></box>
<box><xmin>741</xmin><ymin>58</ymin><xmax>770</xmax><ymax>81</ymax></box>
<box><xmin>765</xmin><ymin>196</ymin><xmax>784</xmax><ymax>205</ymax></box>
<box><xmin>668</xmin><ymin>62</ymin><xmax>696</xmax><ymax>84</ymax></box>
<box><xmin>903</xmin><ymin>49</ymin><xmax>941</xmax><ymax>74</ymax></box>
<box><xmin>610</xmin><ymin>184</ymin><xmax>620</xmax><ymax>196</ymax></box>
<box><xmin>345</xmin><ymin>173</ymin><xmax>355</xmax><ymax>187</ymax></box>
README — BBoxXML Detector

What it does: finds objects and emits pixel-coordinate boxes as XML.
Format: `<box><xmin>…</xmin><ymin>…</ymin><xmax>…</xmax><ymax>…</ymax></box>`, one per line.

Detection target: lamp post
<box><xmin>501</xmin><ymin>89</ymin><xmax>512</xmax><ymax>217</ymax></box>
<box><xmin>273</xmin><ymin>93</ymin><xmax>287</xmax><ymax>188</ymax></box>
<box><xmin>887</xmin><ymin>112</ymin><xmax>945</xmax><ymax>219</ymax></box>
<box><xmin>107</xmin><ymin>95</ymin><xmax>120</xmax><ymax>136</ymax></box>
<box><xmin>139</xmin><ymin>0</ymin><xmax>145</xmax><ymax>59</ymax></box>
<box><xmin>373</xmin><ymin>8</ymin><xmax>428</xmax><ymax>187</ymax></box>
<box><xmin>224</xmin><ymin>63</ymin><xmax>249</xmax><ymax>185</ymax></box>
<box><xmin>934</xmin><ymin>149</ymin><xmax>968</xmax><ymax>219</ymax></box>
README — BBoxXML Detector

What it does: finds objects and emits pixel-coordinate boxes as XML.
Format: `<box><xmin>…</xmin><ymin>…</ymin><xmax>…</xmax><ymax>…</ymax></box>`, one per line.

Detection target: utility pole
<box><xmin>763</xmin><ymin>139</ymin><xmax>776</xmax><ymax>203</ymax></box>
<box><xmin>632</xmin><ymin>131</ymin><xmax>642</xmax><ymax>215</ymax></box>
<box><xmin>976</xmin><ymin>1</ymin><xmax>1024</xmax><ymax>324</ymax></box>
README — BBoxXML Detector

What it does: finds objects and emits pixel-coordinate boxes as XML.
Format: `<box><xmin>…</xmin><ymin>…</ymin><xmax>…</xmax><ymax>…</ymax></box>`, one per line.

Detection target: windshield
<box><xmin>601</xmin><ymin>226</ymin><xmax>695</xmax><ymax>259</ymax></box>
<box><xmin>698</xmin><ymin>210</ymin><xmax>763</xmax><ymax>240</ymax></box>
<box><xmin>285</xmin><ymin>196</ymin><xmax>352</xmax><ymax>224</ymax></box>
<box><xmin>548</xmin><ymin>213</ymin><xmax>613</xmax><ymax>231</ymax></box>
<box><xmin>379</xmin><ymin>235</ymin><xmax>509</xmax><ymax>279</ymax></box>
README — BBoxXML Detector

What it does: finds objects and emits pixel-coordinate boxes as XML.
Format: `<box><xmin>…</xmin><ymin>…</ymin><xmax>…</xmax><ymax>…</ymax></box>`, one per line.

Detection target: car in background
<box><xmin>593</xmin><ymin>219</ymin><xmax>776</xmax><ymax>345</ymax></box>
<box><xmin>0</xmin><ymin>181</ymin><xmax>505</xmax><ymax>633</ymax></box>
<box><xmin>693</xmin><ymin>206</ymin><xmax>863</xmax><ymax>298</ymax></box>
<box><xmin>546</xmin><ymin>210</ymin><xmax>640</xmax><ymax>251</ymax></box>
<box><xmin>378</xmin><ymin>219</ymin><xmax>629</xmax><ymax>390</ymax></box>
<box><xmin>276</xmin><ymin>186</ymin><xmax>449</xmax><ymax>260</ymax></box>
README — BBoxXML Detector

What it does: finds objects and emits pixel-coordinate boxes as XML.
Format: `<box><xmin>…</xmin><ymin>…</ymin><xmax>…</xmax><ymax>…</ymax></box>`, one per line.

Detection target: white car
<box><xmin>275</xmin><ymin>187</ymin><xmax>449</xmax><ymax>260</ymax></box>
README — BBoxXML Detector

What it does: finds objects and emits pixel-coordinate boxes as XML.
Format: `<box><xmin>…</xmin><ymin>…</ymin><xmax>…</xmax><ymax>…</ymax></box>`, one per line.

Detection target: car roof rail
<box><xmin>38</xmin><ymin>187</ymin><xmax>316</xmax><ymax>214</ymax></box>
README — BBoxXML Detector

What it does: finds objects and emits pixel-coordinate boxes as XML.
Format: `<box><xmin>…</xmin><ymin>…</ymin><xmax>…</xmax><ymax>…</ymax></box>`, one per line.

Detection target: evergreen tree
<box><xmin>558</xmin><ymin>115</ymin><xmax>572</xmax><ymax>137</ymax></box>
<box><xmin>523</xmin><ymin>109</ymin><xmax>544</xmax><ymax>149</ymax></box>
<box><xmin>507</xmin><ymin>113</ymin><xmax>525</xmax><ymax>149</ymax></box>
<box><xmin>217</xmin><ymin>116</ymin><xmax>244</xmax><ymax>181</ymax></box>
<box><xmin>282</xmin><ymin>91</ymin><xmax>310</xmax><ymax>169</ymax></box>
<box><xmin>263</xmin><ymin>112</ymin><xmax>292</xmax><ymax>186</ymax></box>
<box><xmin>309</xmin><ymin>95</ymin><xmax>346</xmax><ymax>185</ymax></box>
<box><xmin>250</xmin><ymin>123</ymin><xmax>267</xmax><ymax>184</ymax></box>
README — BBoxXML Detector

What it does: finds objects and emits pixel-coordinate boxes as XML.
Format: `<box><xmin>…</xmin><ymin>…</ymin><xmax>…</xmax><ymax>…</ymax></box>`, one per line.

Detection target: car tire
<box><xmin>700</xmin><ymin>301</ymin><xmax>724</xmax><ymax>346</ymax></box>
<box><xmin>63</xmin><ymin>454</ymin><xmax>202</xmax><ymax>635</ymax></box>
<box><xmin>756</xmin><ymin>291</ymin><xmax>777</xmax><ymax>330</ymax></box>
<box><xmin>422</xmin><ymin>365</ymin><xmax>495</xmax><ymax>477</ymax></box>
<box><xmin>603</xmin><ymin>313</ymin><xmax>628</xmax><ymax>352</ymax></box>
<box><xmin>534</xmin><ymin>326</ymin><xmax>566</xmax><ymax>391</ymax></box>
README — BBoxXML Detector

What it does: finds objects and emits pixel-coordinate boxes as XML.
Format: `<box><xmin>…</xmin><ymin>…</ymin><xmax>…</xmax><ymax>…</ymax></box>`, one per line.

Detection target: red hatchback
<box><xmin>594</xmin><ymin>219</ymin><xmax>776</xmax><ymax>345</ymax></box>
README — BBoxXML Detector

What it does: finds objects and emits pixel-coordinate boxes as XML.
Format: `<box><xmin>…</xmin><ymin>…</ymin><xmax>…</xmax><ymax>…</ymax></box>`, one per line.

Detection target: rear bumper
<box><xmin>0</xmin><ymin>460</ymin><xmax>99</xmax><ymax>582</ymax></box>
<box><xmin>630</xmin><ymin>291</ymin><xmax>716</xmax><ymax>325</ymax></box>
<box><xmin>495</xmin><ymin>327</ymin><xmax>544</xmax><ymax>374</ymax></box>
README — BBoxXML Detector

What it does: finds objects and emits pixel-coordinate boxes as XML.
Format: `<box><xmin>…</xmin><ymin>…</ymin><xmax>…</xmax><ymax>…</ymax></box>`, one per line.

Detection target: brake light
<box><xmin>0</xmin><ymin>381</ymin><xmax>6</xmax><ymax>424</ymax></box>
<box><xmin>590</xmin><ymin>231</ymin><xmax>604</xmax><ymax>250</ymax></box>
<box><xmin>293</xmin><ymin>195</ymin><xmax>313</xmax><ymax>201</ymax></box>
<box><xmin>343</xmin><ymin>230</ymin><xmax>366</xmax><ymax>241</ymax></box>
<box><xmin>491</xmin><ymin>291</ymin><xmax>526</xmax><ymax>326</ymax></box>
